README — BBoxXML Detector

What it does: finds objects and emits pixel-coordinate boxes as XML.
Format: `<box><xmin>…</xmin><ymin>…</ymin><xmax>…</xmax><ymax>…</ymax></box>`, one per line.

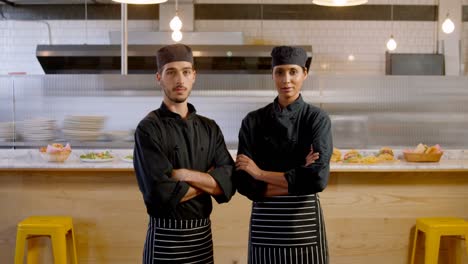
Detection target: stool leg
<box><xmin>14</xmin><ymin>231</ymin><xmax>27</xmax><ymax>264</ymax></box>
<box><xmin>51</xmin><ymin>232</ymin><xmax>67</xmax><ymax>264</ymax></box>
<box><xmin>425</xmin><ymin>232</ymin><xmax>441</xmax><ymax>264</ymax></box>
<box><xmin>465</xmin><ymin>233</ymin><xmax>468</xmax><ymax>256</ymax></box>
<box><xmin>26</xmin><ymin>237</ymin><xmax>41</xmax><ymax>264</ymax></box>
<box><xmin>67</xmin><ymin>229</ymin><xmax>78</xmax><ymax>264</ymax></box>
<box><xmin>410</xmin><ymin>228</ymin><xmax>419</xmax><ymax>264</ymax></box>
<box><xmin>446</xmin><ymin>236</ymin><xmax>462</xmax><ymax>264</ymax></box>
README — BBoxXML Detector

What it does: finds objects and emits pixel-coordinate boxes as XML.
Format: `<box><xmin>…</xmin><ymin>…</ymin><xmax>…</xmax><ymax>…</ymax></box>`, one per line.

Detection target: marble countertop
<box><xmin>0</xmin><ymin>149</ymin><xmax>467</xmax><ymax>172</ymax></box>
<box><xmin>0</xmin><ymin>149</ymin><xmax>134</xmax><ymax>170</ymax></box>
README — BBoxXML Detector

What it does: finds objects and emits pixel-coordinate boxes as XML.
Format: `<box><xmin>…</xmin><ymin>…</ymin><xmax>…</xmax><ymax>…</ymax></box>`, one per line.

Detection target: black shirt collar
<box><xmin>273</xmin><ymin>94</ymin><xmax>305</xmax><ymax>115</ymax></box>
<box><xmin>159</xmin><ymin>102</ymin><xmax>197</xmax><ymax>119</ymax></box>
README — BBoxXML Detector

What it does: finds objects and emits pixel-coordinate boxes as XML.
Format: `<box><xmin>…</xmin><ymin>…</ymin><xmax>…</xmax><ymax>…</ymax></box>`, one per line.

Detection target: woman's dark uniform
<box><xmin>236</xmin><ymin>95</ymin><xmax>333</xmax><ymax>264</ymax></box>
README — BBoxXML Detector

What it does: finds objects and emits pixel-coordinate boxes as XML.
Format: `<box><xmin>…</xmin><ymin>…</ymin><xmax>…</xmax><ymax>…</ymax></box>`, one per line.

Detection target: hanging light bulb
<box><xmin>170</xmin><ymin>14</ymin><xmax>183</xmax><ymax>31</ymax></box>
<box><xmin>112</xmin><ymin>0</ymin><xmax>167</xmax><ymax>4</ymax></box>
<box><xmin>442</xmin><ymin>14</ymin><xmax>455</xmax><ymax>34</ymax></box>
<box><xmin>172</xmin><ymin>30</ymin><xmax>183</xmax><ymax>42</ymax></box>
<box><xmin>385</xmin><ymin>5</ymin><xmax>397</xmax><ymax>51</ymax></box>
<box><xmin>386</xmin><ymin>35</ymin><xmax>397</xmax><ymax>51</ymax></box>
<box><xmin>333</xmin><ymin>0</ymin><xmax>347</xmax><ymax>5</ymax></box>
<box><xmin>312</xmin><ymin>0</ymin><xmax>367</xmax><ymax>6</ymax></box>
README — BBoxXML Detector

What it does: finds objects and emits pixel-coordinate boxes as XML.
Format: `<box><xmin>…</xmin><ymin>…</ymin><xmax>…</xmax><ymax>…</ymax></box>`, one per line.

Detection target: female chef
<box><xmin>235</xmin><ymin>46</ymin><xmax>333</xmax><ymax>264</ymax></box>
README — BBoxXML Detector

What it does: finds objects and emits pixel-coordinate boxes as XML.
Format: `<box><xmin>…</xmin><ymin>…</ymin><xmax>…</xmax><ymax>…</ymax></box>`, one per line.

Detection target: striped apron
<box><xmin>248</xmin><ymin>194</ymin><xmax>329</xmax><ymax>264</ymax></box>
<box><xmin>143</xmin><ymin>217</ymin><xmax>214</xmax><ymax>264</ymax></box>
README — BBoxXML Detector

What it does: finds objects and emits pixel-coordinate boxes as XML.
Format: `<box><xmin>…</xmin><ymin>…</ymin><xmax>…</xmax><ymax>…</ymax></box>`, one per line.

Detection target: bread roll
<box><xmin>414</xmin><ymin>143</ymin><xmax>427</xmax><ymax>154</ymax></box>
<box><xmin>425</xmin><ymin>146</ymin><xmax>439</xmax><ymax>154</ymax></box>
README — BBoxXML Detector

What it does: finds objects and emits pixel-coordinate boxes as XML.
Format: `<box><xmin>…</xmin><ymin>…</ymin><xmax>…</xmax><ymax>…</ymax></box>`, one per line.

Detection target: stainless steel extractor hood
<box><xmin>36</xmin><ymin>44</ymin><xmax>313</xmax><ymax>74</ymax></box>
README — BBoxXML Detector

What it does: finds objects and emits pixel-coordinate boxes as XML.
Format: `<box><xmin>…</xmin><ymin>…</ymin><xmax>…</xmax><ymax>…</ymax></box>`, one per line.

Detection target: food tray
<box><xmin>403</xmin><ymin>152</ymin><xmax>443</xmax><ymax>162</ymax></box>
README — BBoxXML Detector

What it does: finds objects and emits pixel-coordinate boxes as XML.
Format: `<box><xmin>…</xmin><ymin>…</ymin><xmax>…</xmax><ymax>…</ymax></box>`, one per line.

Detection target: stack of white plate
<box><xmin>105</xmin><ymin>130</ymin><xmax>131</xmax><ymax>141</ymax></box>
<box><xmin>21</xmin><ymin>118</ymin><xmax>57</xmax><ymax>141</ymax></box>
<box><xmin>63</xmin><ymin>115</ymin><xmax>106</xmax><ymax>141</ymax></box>
<box><xmin>0</xmin><ymin>122</ymin><xmax>14</xmax><ymax>141</ymax></box>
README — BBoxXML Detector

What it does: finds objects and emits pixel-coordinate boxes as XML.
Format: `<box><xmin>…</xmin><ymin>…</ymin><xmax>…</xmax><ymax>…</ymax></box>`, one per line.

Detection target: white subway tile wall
<box><xmin>0</xmin><ymin>20</ymin><xmax>158</xmax><ymax>75</ymax></box>
<box><xmin>0</xmin><ymin>1</ymin><xmax>466</xmax><ymax>75</ymax></box>
<box><xmin>196</xmin><ymin>20</ymin><xmax>439</xmax><ymax>74</ymax></box>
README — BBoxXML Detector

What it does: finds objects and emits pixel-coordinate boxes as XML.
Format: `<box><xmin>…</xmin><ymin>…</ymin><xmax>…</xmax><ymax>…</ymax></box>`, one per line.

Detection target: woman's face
<box><xmin>272</xmin><ymin>64</ymin><xmax>308</xmax><ymax>103</ymax></box>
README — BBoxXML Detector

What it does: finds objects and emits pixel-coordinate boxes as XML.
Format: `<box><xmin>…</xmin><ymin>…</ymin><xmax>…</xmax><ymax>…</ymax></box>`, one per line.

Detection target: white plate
<box><xmin>80</xmin><ymin>157</ymin><xmax>114</xmax><ymax>163</ymax></box>
<box><xmin>121</xmin><ymin>157</ymin><xmax>133</xmax><ymax>163</ymax></box>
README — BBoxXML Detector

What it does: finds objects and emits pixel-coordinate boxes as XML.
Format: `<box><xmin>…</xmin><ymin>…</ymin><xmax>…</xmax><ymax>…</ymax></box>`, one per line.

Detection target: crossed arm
<box><xmin>235</xmin><ymin>148</ymin><xmax>319</xmax><ymax>197</ymax></box>
<box><xmin>172</xmin><ymin>168</ymin><xmax>223</xmax><ymax>202</ymax></box>
<box><xmin>134</xmin><ymin>121</ymin><xmax>234</xmax><ymax>208</ymax></box>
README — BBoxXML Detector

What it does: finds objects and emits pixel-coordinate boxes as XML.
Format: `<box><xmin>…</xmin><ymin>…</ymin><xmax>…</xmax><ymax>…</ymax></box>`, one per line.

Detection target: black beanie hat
<box><xmin>156</xmin><ymin>44</ymin><xmax>194</xmax><ymax>70</ymax></box>
<box><xmin>271</xmin><ymin>46</ymin><xmax>307</xmax><ymax>68</ymax></box>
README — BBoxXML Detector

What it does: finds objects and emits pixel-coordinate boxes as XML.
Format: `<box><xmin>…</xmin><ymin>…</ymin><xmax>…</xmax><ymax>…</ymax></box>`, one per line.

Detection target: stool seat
<box><xmin>15</xmin><ymin>216</ymin><xmax>78</xmax><ymax>264</ymax></box>
<box><xmin>410</xmin><ymin>217</ymin><xmax>468</xmax><ymax>264</ymax></box>
<box><xmin>417</xmin><ymin>217</ymin><xmax>468</xmax><ymax>230</ymax></box>
<box><xmin>18</xmin><ymin>216</ymin><xmax>74</xmax><ymax>230</ymax></box>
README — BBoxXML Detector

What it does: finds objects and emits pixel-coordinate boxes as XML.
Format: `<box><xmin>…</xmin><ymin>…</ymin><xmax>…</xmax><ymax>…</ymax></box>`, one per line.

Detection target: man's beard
<box><xmin>161</xmin><ymin>84</ymin><xmax>190</xmax><ymax>103</ymax></box>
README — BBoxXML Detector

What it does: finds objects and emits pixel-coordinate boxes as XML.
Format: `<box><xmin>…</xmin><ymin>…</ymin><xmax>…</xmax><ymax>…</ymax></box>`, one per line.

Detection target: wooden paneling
<box><xmin>1</xmin><ymin>170</ymin><xmax>468</xmax><ymax>263</ymax></box>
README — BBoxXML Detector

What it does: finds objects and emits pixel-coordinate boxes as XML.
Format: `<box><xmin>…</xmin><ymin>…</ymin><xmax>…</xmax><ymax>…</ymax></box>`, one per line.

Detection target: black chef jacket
<box><xmin>134</xmin><ymin>102</ymin><xmax>235</xmax><ymax>219</ymax></box>
<box><xmin>235</xmin><ymin>95</ymin><xmax>333</xmax><ymax>201</ymax></box>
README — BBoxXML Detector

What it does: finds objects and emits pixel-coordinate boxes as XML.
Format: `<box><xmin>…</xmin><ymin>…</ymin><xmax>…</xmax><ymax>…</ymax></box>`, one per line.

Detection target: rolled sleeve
<box><xmin>284</xmin><ymin>114</ymin><xmax>333</xmax><ymax>195</ymax></box>
<box><xmin>234</xmin><ymin>117</ymin><xmax>268</xmax><ymax>201</ymax></box>
<box><xmin>209</xmin><ymin>124</ymin><xmax>235</xmax><ymax>204</ymax></box>
<box><xmin>133</xmin><ymin>122</ymin><xmax>190</xmax><ymax>211</ymax></box>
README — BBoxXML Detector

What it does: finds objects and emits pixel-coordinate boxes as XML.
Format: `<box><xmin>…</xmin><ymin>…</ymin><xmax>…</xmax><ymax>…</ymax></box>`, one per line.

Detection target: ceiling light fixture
<box><xmin>170</xmin><ymin>0</ymin><xmax>183</xmax><ymax>42</ymax></box>
<box><xmin>441</xmin><ymin>13</ymin><xmax>455</xmax><ymax>34</ymax></box>
<box><xmin>386</xmin><ymin>5</ymin><xmax>397</xmax><ymax>51</ymax></box>
<box><xmin>170</xmin><ymin>15</ymin><xmax>182</xmax><ymax>31</ymax></box>
<box><xmin>172</xmin><ymin>30</ymin><xmax>183</xmax><ymax>42</ymax></box>
<box><xmin>112</xmin><ymin>0</ymin><xmax>168</xmax><ymax>4</ymax></box>
<box><xmin>386</xmin><ymin>35</ymin><xmax>397</xmax><ymax>51</ymax></box>
<box><xmin>312</xmin><ymin>0</ymin><xmax>367</xmax><ymax>7</ymax></box>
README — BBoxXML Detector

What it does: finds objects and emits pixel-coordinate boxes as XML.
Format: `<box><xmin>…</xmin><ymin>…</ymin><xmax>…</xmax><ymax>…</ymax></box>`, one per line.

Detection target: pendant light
<box><xmin>172</xmin><ymin>30</ymin><xmax>183</xmax><ymax>42</ymax></box>
<box><xmin>441</xmin><ymin>13</ymin><xmax>455</xmax><ymax>34</ymax></box>
<box><xmin>386</xmin><ymin>35</ymin><xmax>397</xmax><ymax>51</ymax></box>
<box><xmin>112</xmin><ymin>0</ymin><xmax>167</xmax><ymax>4</ymax></box>
<box><xmin>386</xmin><ymin>5</ymin><xmax>397</xmax><ymax>51</ymax></box>
<box><xmin>312</xmin><ymin>0</ymin><xmax>367</xmax><ymax>7</ymax></box>
<box><xmin>170</xmin><ymin>0</ymin><xmax>182</xmax><ymax>31</ymax></box>
<box><xmin>170</xmin><ymin>0</ymin><xmax>183</xmax><ymax>42</ymax></box>
<box><xmin>170</xmin><ymin>15</ymin><xmax>182</xmax><ymax>31</ymax></box>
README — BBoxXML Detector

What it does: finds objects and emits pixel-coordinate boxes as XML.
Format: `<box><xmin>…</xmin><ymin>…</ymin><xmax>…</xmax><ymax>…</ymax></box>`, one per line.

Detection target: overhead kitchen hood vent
<box><xmin>36</xmin><ymin>45</ymin><xmax>312</xmax><ymax>74</ymax></box>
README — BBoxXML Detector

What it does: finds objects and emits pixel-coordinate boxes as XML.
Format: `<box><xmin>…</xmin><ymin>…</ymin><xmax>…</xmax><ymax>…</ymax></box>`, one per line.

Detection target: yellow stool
<box><xmin>14</xmin><ymin>216</ymin><xmax>78</xmax><ymax>264</ymax></box>
<box><xmin>410</xmin><ymin>217</ymin><xmax>468</xmax><ymax>264</ymax></box>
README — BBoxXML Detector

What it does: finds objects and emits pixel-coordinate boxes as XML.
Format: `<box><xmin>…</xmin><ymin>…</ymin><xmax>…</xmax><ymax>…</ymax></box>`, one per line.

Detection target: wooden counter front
<box><xmin>1</xmin><ymin>169</ymin><xmax>468</xmax><ymax>264</ymax></box>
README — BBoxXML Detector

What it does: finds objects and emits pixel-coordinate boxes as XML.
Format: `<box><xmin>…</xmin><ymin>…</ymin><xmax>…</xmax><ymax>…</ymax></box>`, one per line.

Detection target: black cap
<box><xmin>271</xmin><ymin>46</ymin><xmax>308</xmax><ymax>68</ymax></box>
<box><xmin>156</xmin><ymin>44</ymin><xmax>194</xmax><ymax>70</ymax></box>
